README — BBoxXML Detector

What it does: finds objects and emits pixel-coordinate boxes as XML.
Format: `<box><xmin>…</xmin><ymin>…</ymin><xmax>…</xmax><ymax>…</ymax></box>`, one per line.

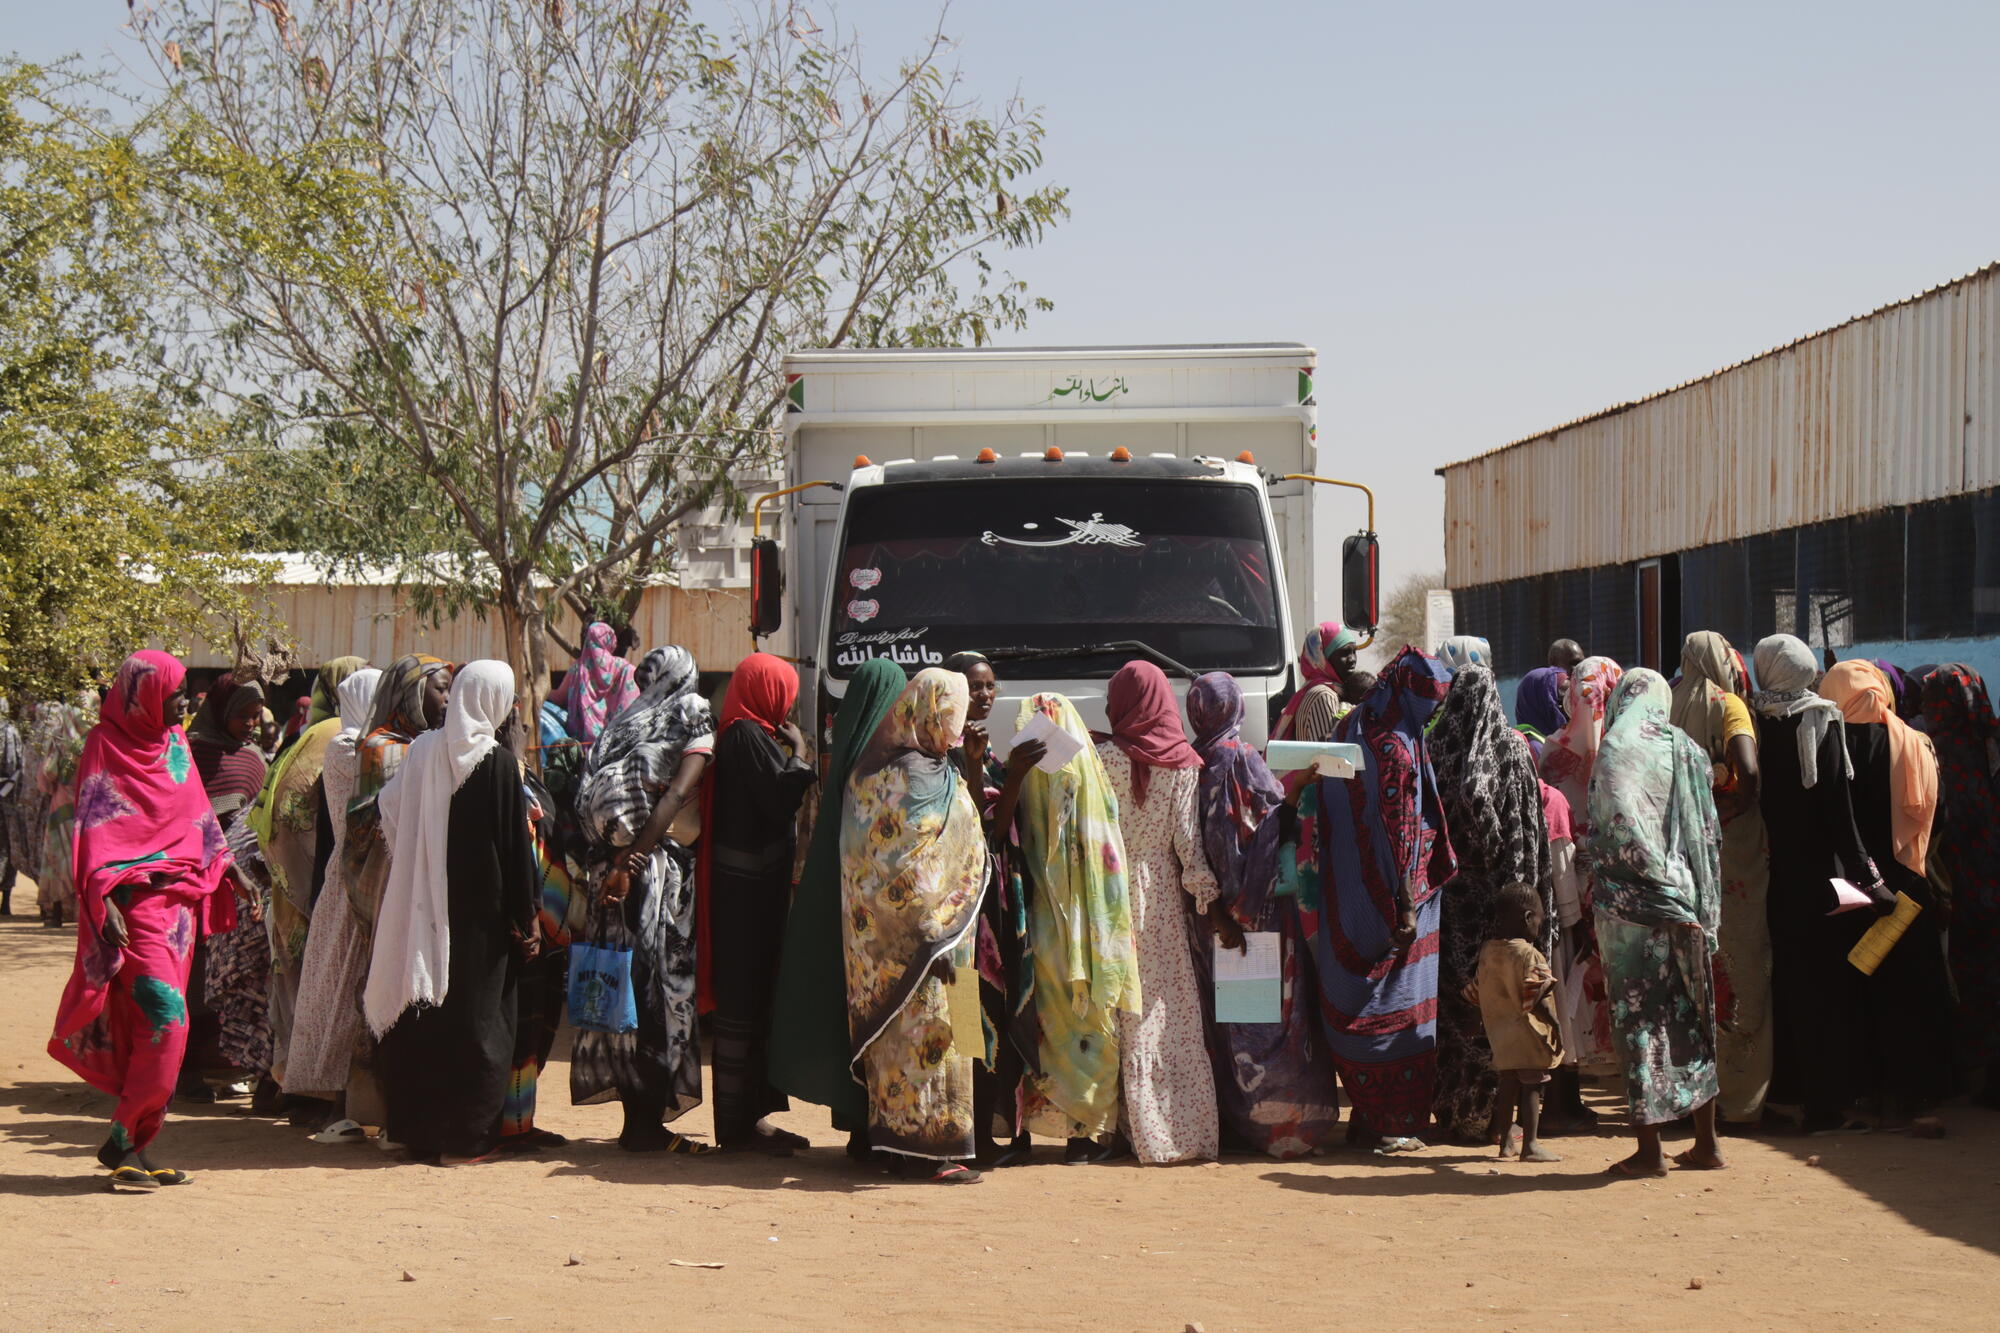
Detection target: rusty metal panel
<box><xmin>1445</xmin><ymin>264</ymin><xmax>2000</xmax><ymax>587</ymax></box>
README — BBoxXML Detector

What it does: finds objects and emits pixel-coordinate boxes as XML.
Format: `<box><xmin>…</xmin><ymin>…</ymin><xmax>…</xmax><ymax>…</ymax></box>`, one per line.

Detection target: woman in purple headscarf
<box><xmin>1514</xmin><ymin>666</ymin><xmax>1569</xmax><ymax>741</ymax></box>
<box><xmin>1189</xmin><ymin>672</ymin><xmax>1340</xmax><ymax>1158</ymax></box>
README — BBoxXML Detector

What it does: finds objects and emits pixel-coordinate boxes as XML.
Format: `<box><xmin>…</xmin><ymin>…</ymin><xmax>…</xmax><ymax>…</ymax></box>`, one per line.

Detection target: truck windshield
<box><xmin>826</xmin><ymin>477</ymin><xmax>1283</xmax><ymax>679</ymax></box>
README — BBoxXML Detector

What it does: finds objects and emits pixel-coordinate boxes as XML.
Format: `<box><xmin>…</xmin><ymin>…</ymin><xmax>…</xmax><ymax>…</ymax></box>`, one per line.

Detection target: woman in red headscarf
<box><xmin>700</xmin><ymin>652</ymin><xmax>817</xmax><ymax>1153</ymax></box>
<box><xmin>48</xmin><ymin>651</ymin><xmax>251</xmax><ymax>1189</ymax></box>
<box><xmin>1093</xmin><ymin>660</ymin><xmax>1219</xmax><ymax>1164</ymax></box>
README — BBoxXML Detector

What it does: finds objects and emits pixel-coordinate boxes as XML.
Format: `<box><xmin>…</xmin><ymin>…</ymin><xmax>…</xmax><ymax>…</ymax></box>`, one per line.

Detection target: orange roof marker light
<box><xmin>1043</xmin><ymin>446</ymin><xmax>1064</xmax><ymax>462</ymax></box>
<box><xmin>975</xmin><ymin>448</ymin><xmax>998</xmax><ymax>463</ymax></box>
<box><xmin>852</xmin><ymin>454</ymin><xmax>872</xmax><ymax>469</ymax></box>
<box><xmin>1237</xmin><ymin>450</ymin><xmax>1257</xmax><ymax>464</ymax></box>
<box><xmin>1110</xmin><ymin>446</ymin><xmax>1132</xmax><ymax>462</ymax></box>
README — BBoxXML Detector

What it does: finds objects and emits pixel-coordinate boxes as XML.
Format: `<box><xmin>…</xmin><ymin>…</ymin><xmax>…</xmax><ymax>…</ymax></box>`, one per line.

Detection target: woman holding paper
<box><xmin>1093</xmin><ymin>661</ymin><xmax>1221</xmax><ymax>1164</ymax></box>
<box><xmin>1012</xmin><ymin>693</ymin><xmax>1140</xmax><ymax>1161</ymax></box>
<box><xmin>1752</xmin><ymin>635</ymin><xmax>1887</xmax><ymax>1136</ymax></box>
<box><xmin>1189</xmin><ymin>672</ymin><xmax>1340</xmax><ymax>1159</ymax></box>
<box><xmin>1821</xmin><ymin>661</ymin><xmax>1950</xmax><ymax>1135</ymax></box>
<box><xmin>1585</xmin><ymin>669</ymin><xmax>1725</xmax><ymax>1176</ymax></box>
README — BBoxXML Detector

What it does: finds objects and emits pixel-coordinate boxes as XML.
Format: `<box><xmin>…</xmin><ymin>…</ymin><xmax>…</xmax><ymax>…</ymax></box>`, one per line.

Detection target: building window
<box><xmin>1637</xmin><ymin>559</ymin><xmax>1663</xmax><ymax>672</ymax></box>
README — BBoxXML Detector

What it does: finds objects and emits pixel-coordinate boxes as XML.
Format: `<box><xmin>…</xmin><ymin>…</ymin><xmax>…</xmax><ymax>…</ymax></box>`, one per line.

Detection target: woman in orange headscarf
<box><xmin>1821</xmin><ymin>660</ymin><xmax>1951</xmax><ymax>1134</ymax></box>
<box><xmin>701</xmin><ymin>653</ymin><xmax>817</xmax><ymax>1153</ymax></box>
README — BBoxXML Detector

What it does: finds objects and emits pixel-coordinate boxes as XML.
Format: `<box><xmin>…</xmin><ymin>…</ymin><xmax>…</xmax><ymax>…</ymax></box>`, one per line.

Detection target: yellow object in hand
<box><xmin>1848</xmin><ymin>892</ymin><xmax>1922</xmax><ymax>976</ymax></box>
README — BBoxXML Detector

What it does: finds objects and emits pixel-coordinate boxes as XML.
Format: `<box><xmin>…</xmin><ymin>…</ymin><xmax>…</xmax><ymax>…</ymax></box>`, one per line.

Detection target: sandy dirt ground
<box><xmin>4</xmin><ymin>880</ymin><xmax>2000</xmax><ymax>1332</ymax></box>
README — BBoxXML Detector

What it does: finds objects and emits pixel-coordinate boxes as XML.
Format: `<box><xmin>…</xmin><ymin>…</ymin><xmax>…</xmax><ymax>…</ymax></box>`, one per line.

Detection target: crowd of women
<box><xmin>31</xmin><ymin>615</ymin><xmax>1999</xmax><ymax>1189</ymax></box>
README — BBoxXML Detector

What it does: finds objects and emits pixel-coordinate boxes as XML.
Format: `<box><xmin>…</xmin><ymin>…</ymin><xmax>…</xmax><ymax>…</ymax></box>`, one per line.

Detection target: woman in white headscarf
<box><xmin>366</xmin><ymin>661</ymin><xmax>539</xmax><ymax>1164</ymax></box>
<box><xmin>282</xmin><ymin>668</ymin><xmax>383</xmax><ymax>1114</ymax></box>
<box><xmin>1751</xmin><ymin>634</ymin><xmax>1887</xmax><ymax>1134</ymax></box>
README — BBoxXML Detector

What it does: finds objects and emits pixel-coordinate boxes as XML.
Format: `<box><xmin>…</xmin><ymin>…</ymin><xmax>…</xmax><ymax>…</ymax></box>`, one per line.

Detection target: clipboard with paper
<box><xmin>1011</xmin><ymin>710</ymin><xmax>1085</xmax><ymax>772</ymax></box>
<box><xmin>1214</xmin><ymin>931</ymin><xmax>1283</xmax><ymax>1023</ymax></box>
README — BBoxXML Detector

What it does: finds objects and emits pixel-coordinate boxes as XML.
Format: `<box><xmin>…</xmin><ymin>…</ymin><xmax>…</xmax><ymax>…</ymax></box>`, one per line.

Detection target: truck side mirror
<box><xmin>1341</xmin><ymin>532</ymin><xmax>1379</xmax><ymax>631</ymax></box>
<box><xmin>751</xmin><ymin>538</ymin><xmax>784</xmax><ymax>637</ymax></box>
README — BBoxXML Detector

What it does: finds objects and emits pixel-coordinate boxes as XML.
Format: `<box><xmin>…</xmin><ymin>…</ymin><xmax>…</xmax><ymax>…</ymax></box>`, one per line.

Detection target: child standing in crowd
<box><xmin>1477</xmin><ymin>881</ymin><xmax>1565</xmax><ymax>1163</ymax></box>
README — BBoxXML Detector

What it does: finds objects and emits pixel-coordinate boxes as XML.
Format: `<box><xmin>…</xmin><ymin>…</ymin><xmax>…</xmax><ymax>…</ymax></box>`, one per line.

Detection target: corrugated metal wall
<box><xmin>1444</xmin><ymin>265</ymin><xmax>1999</xmax><ymax>586</ymax></box>
<box><xmin>189</xmin><ymin>584</ymin><xmax>750</xmax><ymax>676</ymax></box>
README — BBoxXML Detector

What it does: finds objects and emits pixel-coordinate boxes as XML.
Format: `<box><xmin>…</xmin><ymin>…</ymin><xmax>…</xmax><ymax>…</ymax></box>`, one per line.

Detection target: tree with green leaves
<box><xmin>0</xmin><ymin>61</ymin><xmax>263</xmax><ymax>703</ymax></box>
<box><xmin>138</xmin><ymin>0</ymin><xmax>1067</xmax><ymax>702</ymax></box>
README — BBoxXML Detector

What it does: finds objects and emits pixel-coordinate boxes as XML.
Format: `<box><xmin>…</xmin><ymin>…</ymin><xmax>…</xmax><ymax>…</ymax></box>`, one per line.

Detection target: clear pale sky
<box><xmin>16</xmin><ymin>1</ymin><xmax>2000</xmax><ymax>610</ymax></box>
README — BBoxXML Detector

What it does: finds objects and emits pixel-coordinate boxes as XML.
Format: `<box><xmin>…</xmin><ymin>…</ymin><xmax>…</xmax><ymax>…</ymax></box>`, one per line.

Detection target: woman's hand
<box><xmin>963</xmin><ymin>720</ymin><xmax>989</xmax><ymax>768</ymax></box>
<box><xmin>1005</xmin><ymin>737</ymin><xmax>1048</xmax><ymax>779</ymax></box>
<box><xmin>778</xmin><ymin>720</ymin><xmax>807</xmax><ymax>757</ymax></box>
<box><xmin>515</xmin><ymin>918</ymin><xmax>543</xmax><ymax>962</ymax></box>
<box><xmin>100</xmin><ymin>899</ymin><xmax>130</xmax><ymax>950</ymax></box>
<box><xmin>1390</xmin><ymin>907</ymin><xmax>1418</xmax><ymax>953</ymax></box>
<box><xmin>225</xmin><ymin>868</ymin><xmax>265</xmax><ymax>923</ymax></box>
<box><xmin>600</xmin><ymin>866</ymin><xmax>631</xmax><ymax>905</ymax></box>
<box><xmin>1211</xmin><ymin>909</ymin><xmax>1247</xmax><ymax>954</ymax></box>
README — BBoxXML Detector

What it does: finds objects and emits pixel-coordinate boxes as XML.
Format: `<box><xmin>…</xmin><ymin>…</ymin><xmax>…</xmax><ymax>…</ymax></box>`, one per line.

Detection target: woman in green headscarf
<box><xmin>1011</xmin><ymin>692</ymin><xmax>1141</xmax><ymax>1161</ymax></box>
<box><xmin>766</xmin><ymin>657</ymin><xmax>907</xmax><ymax>1150</ymax></box>
<box><xmin>249</xmin><ymin>655</ymin><xmax>367</xmax><ymax>1092</ymax></box>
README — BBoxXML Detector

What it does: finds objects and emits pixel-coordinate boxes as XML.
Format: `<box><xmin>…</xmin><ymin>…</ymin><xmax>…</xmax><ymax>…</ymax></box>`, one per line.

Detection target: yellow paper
<box><xmin>1848</xmin><ymin>891</ymin><xmax>1922</xmax><ymax>976</ymax></box>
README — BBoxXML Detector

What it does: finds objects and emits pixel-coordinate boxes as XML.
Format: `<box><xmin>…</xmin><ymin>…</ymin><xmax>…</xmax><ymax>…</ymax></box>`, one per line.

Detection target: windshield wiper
<box><xmin>983</xmin><ymin>640</ymin><xmax>1198</xmax><ymax>680</ymax></box>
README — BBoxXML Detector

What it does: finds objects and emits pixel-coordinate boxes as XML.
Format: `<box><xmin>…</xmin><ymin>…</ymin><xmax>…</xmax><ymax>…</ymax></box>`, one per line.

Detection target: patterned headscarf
<box><xmin>1426</xmin><ymin>664</ymin><xmax>1552</xmax><ymax>906</ymax></box>
<box><xmin>1275</xmin><ymin>621</ymin><xmax>1360</xmax><ymax>738</ymax></box>
<box><xmin>1585</xmin><ymin>669</ymin><xmax>1721</xmax><ymax>939</ymax></box>
<box><xmin>1435</xmin><ymin>636</ymin><xmax>1491</xmax><ymax>674</ymax></box>
<box><xmin>1540</xmin><ymin>655</ymin><xmax>1624</xmax><ymax>831</ymax></box>
<box><xmin>1822</xmin><ymin>660</ymin><xmax>1937</xmax><ymax>876</ymax></box>
<box><xmin>575</xmin><ymin>645</ymin><xmax>711</xmax><ymax>849</ymax></box>
<box><xmin>52</xmin><ymin>652</ymin><xmax>235</xmax><ymax>1082</ymax></box>
<box><xmin>841</xmin><ymin>668</ymin><xmax>985</xmax><ymax>1064</ymax></box>
<box><xmin>308</xmin><ymin>656</ymin><xmax>368</xmax><ymax>728</ymax></box>
<box><xmin>1750</xmin><ymin>634</ymin><xmax>1848</xmax><ymax>789</ymax></box>
<box><xmin>555</xmin><ymin>622</ymin><xmax>639</xmax><ymax>743</ymax></box>
<box><xmin>1189</xmin><ymin>672</ymin><xmax>1285</xmax><ymax>912</ymax></box>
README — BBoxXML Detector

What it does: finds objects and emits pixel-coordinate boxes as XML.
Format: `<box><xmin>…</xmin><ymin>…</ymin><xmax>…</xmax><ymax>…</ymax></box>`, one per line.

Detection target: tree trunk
<box><xmin>497</xmin><ymin>572</ymin><xmax>552</xmax><ymax>776</ymax></box>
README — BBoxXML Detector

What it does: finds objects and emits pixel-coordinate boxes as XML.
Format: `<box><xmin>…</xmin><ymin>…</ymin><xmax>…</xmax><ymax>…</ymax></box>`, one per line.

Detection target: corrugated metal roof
<box><xmin>1441</xmin><ymin>262</ymin><xmax>2000</xmax><ymax>586</ymax></box>
<box><xmin>1439</xmin><ymin>261</ymin><xmax>2000</xmax><ymax>474</ymax></box>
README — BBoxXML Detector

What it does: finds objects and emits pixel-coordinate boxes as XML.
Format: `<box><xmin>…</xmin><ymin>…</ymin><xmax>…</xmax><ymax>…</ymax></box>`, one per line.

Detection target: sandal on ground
<box><xmin>619</xmin><ymin>1129</ymin><xmax>716</xmax><ymax>1155</ymax></box>
<box><xmin>439</xmin><ymin>1151</ymin><xmax>501</xmax><ymax>1167</ymax></box>
<box><xmin>496</xmin><ymin>1128</ymin><xmax>569</xmax><ymax>1152</ymax></box>
<box><xmin>756</xmin><ymin>1125</ymin><xmax>811</xmax><ymax>1151</ymax></box>
<box><xmin>1671</xmin><ymin>1148</ymin><xmax>1726</xmax><ymax>1171</ymax></box>
<box><xmin>928</xmin><ymin>1163</ymin><xmax>981</xmax><ymax>1185</ymax></box>
<box><xmin>1807</xmin><ymin>1117</ymin><xmax>1874</xmax><ymax>1137</ymax></box>
<box><xmin>107</xmin><ymin>1166</ymin><xmax>159</xmax><ymax>1191</ymax></box>
<box><xmin>147</xmin><ymin>1167</ymin><xmax>192</xmax><ymax>1186</ymax></box>
<box><xmin>311</xmin><ymin>1118</ymin><xmax>370</xmax><ymax>1144</ymax></box>
<box><xmin>1062</xmin><ymin>1138</ymin><xmax>1095</xmax><ymax>1165</ymax></box>
<box><xmin>1372</xmin><ymin>1136</ymin><xmax>1425</xmax><ymax>1155</ymax></box>
<box><xmin>1605</xmin><ymin>1157</ymin><xmax>1669</xmax><ymax>1178</ymax></box>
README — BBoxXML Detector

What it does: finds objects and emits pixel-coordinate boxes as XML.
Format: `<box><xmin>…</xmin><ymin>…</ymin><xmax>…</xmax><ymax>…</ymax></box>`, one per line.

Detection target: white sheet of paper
<box><xmin>1213</xmin><ymin>931</ymin><xmax>1282</xmax><ymax>982</ymax></box>
<box><xmin>1828</xmin><ymin>878</ymin><xmax>1874</xmax><ymax>914</ymax></box>
<box><xmin>1013</xmin><ymin>711</ymin><xmax>1084</xmax><ymax>773</ymax></box>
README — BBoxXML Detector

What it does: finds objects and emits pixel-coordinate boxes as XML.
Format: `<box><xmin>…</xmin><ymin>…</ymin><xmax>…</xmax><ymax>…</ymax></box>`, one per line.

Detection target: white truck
<box><xmin>750</xmin><ymin>344</ymin><xmax>1378</xmax><ymax>745</ymax></box>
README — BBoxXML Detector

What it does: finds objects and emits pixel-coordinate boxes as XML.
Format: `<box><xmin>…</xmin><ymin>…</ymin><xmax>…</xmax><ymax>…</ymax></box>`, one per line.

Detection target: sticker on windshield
<box><xmin>980</xmin><ymin>513</ymin><xmax>1143</xmax><ymax>549</ymax></box>
<box><xmin>834</xmin><ymin>629</ymin><xmax>944</xmax><ymax>671</ymax></box>
<box><xmin>846</xmin><ymin>598</ymin><xmax>880</xmax><ymax>623</ymax></box>
<box><xmin>849</xmin><ymin>567</ymin><xmax>882</xmax><ymax>591</ymax></box>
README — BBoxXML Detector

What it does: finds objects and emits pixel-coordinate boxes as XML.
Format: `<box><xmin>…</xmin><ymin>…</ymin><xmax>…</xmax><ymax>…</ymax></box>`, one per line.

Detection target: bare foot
<box><xmin>1521</xmin><ymin>1143</ymin><xmax>1562</xmax><ymax>1163</ymax></box>
<box><xmin>1497</xmin><ymin>1125</ymin><xmax>1522</xmax><ymax>1159</ymax></box>
<box><xmin>1671</xmin><ymin>1146</ymin><xmax>1727</xmax><ymax>1170</ymax></box>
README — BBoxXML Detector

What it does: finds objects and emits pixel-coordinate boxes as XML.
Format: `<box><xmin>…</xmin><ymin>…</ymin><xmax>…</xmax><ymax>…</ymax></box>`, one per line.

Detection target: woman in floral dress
<box><xmin>1096</xmin><ymin>661</ymin><xmax>1219</xmax><ymax>1165</ymax></box>
<box><xmin>1585</xmin><ymin>668</ymin><xmax>1725</xmax><ymax>1177</ymax></box>
<box><xmin>840</xmin><ymin>668</ymin><xmax>988</xmax><ymax>1182</ymax></box>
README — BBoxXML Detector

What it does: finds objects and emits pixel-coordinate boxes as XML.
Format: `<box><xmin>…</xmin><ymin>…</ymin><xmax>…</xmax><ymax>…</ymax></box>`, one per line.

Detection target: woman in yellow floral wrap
<box><xmin>1011</xmin><ymin>693</ymin><xmax>1141</xmax><ymax>1161</ymax></box>
<box><xmin>840</xmin><ymin>668</ymin><xmax>988</xmax><ymax>1182</ymax></box>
